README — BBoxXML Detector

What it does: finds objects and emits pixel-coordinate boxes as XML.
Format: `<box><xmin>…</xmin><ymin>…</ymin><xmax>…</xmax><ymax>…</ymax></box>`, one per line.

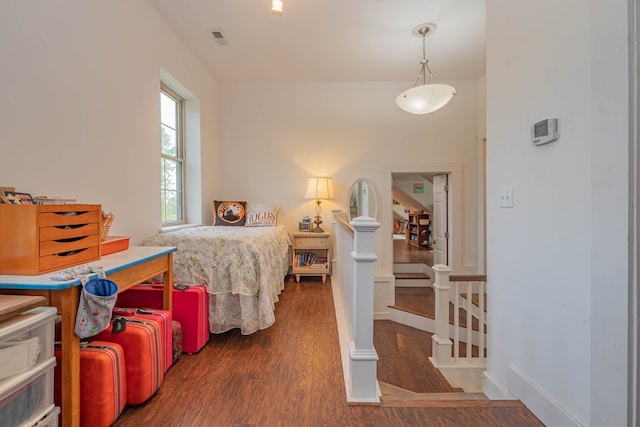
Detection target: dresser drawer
<box><xmin>38</xmin><ymin>208</ymin><xmax>100</xmax><ymax>228</ymax></box>
<box><xmin>39</xmin><ymin>235</ymin><xmax>100</xmax><ymax>257</ymax></box>
<box><xmin>39</xmin><ymin>223</ymin><xmax>100</xmax><ymax>241</ymax></box>
<box><xmin>39</xmin><ymin>246</ymin><xmax>100</xmax><ymax>272</ymax></box>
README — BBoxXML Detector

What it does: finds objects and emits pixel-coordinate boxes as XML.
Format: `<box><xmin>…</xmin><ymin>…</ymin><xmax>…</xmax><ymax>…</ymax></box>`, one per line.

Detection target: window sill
<box><xmin>161</xmin><ymin>223</ymin><xmax>202</xmax><ymax>233</ymax></box>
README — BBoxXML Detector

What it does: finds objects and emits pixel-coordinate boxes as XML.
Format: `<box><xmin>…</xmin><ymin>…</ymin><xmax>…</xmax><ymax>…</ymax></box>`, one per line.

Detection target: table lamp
<box><xmin>304</xmin><ymin>177</ymin><xmax>335</xmax><ymax>232</ymax></box>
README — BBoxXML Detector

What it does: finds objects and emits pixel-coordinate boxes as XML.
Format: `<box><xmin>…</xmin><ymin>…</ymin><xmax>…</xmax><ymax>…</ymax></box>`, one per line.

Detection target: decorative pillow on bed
<box><xmin>245</xmin><ymin>203</ymin><xmax>279</xmax><ymax>227</ymax></box>
<box><xmin>213</xmin><ymin>201</ymin><xmax>247</xmax><ymax>226</ymax></box>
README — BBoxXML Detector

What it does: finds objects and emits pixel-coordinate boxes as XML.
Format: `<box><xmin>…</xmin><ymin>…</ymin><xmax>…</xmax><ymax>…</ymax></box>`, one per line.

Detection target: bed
<box><xmin>140</xmin><ymin>224</ymin><xmax>291</xmax><ymax>335</ymax></box>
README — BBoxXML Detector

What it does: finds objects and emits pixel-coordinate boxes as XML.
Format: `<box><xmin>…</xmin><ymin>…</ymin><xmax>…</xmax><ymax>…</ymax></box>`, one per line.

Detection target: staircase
<box><xmin>393</xmin><ymin>262</ymin><xmax>433</xmax><ymax>287</ymax></box>
<box><xmin>378</xmin><ymin>381</ymin><xmax>488</xmax><ymax>406</ymax></box>
<box><xmin>389</xmin><ymin>264</ymin><xmax>487</xmax><ymax>393</ymax></box>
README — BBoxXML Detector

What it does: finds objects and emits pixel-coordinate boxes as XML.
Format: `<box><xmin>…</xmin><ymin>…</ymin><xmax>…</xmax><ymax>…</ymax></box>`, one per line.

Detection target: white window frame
<box><xmin>160</xmin><ymin>84</ymin><xmax>186</xmax><ymax>226</ymax></box>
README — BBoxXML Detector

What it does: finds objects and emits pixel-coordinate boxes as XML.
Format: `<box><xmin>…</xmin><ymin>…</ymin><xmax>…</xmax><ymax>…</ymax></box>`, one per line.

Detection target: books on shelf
<box><xmin>296</xmin><ymin>252</ymin><xmax>327</xmax><ymax>268</ymax></box>
<box><xmin>310</xmin><ymin>263</ymin><xmax>328</xmax><ymax>269</ymax></box>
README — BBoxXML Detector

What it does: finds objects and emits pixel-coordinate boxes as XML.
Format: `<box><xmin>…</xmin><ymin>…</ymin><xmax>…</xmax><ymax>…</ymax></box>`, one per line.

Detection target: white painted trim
<box><xmin>508</xmin><ymin>364</ymin><xmax>584</xmax><ymax>427</ymax></box>
<box><xmin>392</xmin><ymin>263</ymin><xmax>434</xmax><ymax>287</ymax></box>
<box><xmin>429</xmin><ymin>357</ymin><xmax>485</xmax><ymax>393</ymax></box>
<box><xmin>482</xmin><ymin>371</ymin><xmax>516</xmax><ymax>400</ymax></box>
<box><xmin>388</xmin><ymin>307</ymin><xmax>486</xmax><ymax>346</ymax></box>
<box><xmin>389</xmin><ymin>307</ymin><xmax>435</xmax><ymax>331</ymax></box>
<box><xmin>374</xmin><ymin>274</ymin><xmax>394</xmax><ymax>320</ymax></box>
<box><xmin>393</xmin><ymin>263</ymin><xmax>428</xmax><ymax>274</ymax></box>
<box><xmin>331</xmin><ymin>274</ymin><xmax>358</xmax><ymax>402</ymax></box>
<box><xmin>393</xmin><ymin>278</ymin><xmax>430</xmax><ymax>287</ymax></box>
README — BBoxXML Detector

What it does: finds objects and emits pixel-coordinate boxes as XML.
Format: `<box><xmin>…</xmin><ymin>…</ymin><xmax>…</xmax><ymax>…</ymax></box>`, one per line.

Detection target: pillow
<box><xmin>245</xmin><ymin>203</ymin><xmax>279</xmax><ymax>227</ymax></box>
<box><xmin>212</xmin><ymin>201</ymin><xmax>247</xmax><ymax>226</ymax></box>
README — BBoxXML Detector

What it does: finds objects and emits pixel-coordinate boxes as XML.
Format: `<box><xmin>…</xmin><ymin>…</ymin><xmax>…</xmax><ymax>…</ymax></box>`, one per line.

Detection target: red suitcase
<box><xmin>54</xmin><ymin>341</ymin><xmax>127</xmax><ymax>427</ymax></box>
<box><xmin>113</xmin><ymin>307</ymin><xmax>173</xmax><ymax>373</ymax></box>
<box><xmin>171</xmin><ymin>320</ymin><xmax>183</xmax><ymax>364</ymax></box>
<box><xmin>117</xmin><ymin>283</ymin><xmax>210</xmax><ymax>353</ymax></box>
<box><xmin>94</xmin><ymin>316</ymin><xmax>164</xmax><ymax>405</ymax></box>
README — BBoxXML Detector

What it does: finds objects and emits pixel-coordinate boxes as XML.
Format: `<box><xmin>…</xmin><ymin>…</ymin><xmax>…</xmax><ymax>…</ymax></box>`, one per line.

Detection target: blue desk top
<box><xmin>0</xmin><ymin>246</ymin><xmax>176</xmax><ymax>290</ymax></box>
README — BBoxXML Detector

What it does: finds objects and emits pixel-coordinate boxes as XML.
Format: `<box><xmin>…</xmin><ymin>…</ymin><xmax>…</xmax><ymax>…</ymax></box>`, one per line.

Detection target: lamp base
<box><xmin>311</xmin><ymin>215</ymin><xmax>324</xmax><ymax>233</ymax></box>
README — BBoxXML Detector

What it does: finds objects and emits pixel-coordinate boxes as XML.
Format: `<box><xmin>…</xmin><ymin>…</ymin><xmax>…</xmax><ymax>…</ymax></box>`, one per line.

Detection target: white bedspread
<box><xmin>140</xmin><ymin>225</ymin><xmax>291</xmax><ymax>334</ymax></box>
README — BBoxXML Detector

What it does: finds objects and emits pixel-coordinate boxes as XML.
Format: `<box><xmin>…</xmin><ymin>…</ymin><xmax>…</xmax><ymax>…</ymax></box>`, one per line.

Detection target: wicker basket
<box><xmin>100</xmin><ymin>213</ymin><xmax>114</xmax><ymax>241</ymax></box>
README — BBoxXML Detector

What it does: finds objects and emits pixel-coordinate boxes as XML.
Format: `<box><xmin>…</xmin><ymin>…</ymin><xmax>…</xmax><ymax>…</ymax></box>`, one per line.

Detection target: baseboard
<box><xmin>389</xmin><ymin>307</ymin><xmax>433</xmax><ymax>331</ymax></box>
<box><xmin>508</xmin><ymin>364</ymin><xmax>584</xmax><ymax>427</ymax></box>
<box><xmin>482</xmin><ymin>371</ymin><xmax>515</xmax><ymax>400</ymax></box>
<box><xmin>429</xmin><ymin>358</ymin><xmax>485</xmax><ymax>393</ymax></box>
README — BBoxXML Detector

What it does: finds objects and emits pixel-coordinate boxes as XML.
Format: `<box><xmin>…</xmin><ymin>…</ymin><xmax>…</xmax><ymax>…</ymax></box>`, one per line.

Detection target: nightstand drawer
<box><xmin>293</xmin><ymin>237</ymin><xmax>329</xmax><ymax>248</ymax></box>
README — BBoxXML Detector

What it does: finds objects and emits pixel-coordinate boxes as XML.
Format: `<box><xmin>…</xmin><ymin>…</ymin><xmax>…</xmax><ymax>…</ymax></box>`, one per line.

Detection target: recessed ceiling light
<box><xmin>272</xmin><ymin>0</ymin><xmax>283</xmax><ymax>15</ymax></box>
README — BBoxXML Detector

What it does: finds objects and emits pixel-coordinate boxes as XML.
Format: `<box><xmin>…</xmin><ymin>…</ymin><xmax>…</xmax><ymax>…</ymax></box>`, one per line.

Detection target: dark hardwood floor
<box><xmin>393</xmin><ymin>238</ymin><xmax>433</xmax><ymax>265</ymax></box>
<box><xmin>112</xmin><ymin>276</ymin><xmax>543</xmax><ymax>427</ymax></box>
<box><xmin>374</xmin><ymin>319</ymin><xmax>453</xmax><ymax>394</ymax></box>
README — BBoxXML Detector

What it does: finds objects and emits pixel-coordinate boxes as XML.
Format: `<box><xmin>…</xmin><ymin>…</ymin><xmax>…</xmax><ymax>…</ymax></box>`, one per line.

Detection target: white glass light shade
<box><xmin>395</xmin><ymin>83</ymin><xmax>456</xmax><ymax>114</ymax></box>
<box><xmin>304</xmin><ymin>177</ymin><xmax>335</xmax><ymax>200</ymax></box>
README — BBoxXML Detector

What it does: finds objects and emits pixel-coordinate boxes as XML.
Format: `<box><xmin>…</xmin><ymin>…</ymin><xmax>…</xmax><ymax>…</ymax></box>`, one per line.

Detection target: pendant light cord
<box><xmin>412</xmin><ymin>29</ymin><xmax>435</xmax><ymax>88</ymax></box>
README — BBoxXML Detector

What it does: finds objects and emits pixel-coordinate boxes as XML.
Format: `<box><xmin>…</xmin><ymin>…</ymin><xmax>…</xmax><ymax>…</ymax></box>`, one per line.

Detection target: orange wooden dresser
<box><xmin>0</xmin><ymin>204</ymin><xmax>101</xmax><ymax>275</ymax></box>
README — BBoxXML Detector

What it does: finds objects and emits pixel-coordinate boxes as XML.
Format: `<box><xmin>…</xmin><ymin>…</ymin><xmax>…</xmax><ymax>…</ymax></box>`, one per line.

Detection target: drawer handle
<box><xmin>54</xmin><ymin>248</ymin><xmax>87</xmax><ymax>257</ymax></box>
<box><xmin>54</xmin><ymin>224</ymin><xmax>88</xmax><ymax>230</ymax></box>
<box><xmin>54</xmin><ymin>211</ymin><xmax>89</xmax><ymax>216</ymax></box>
<box><xmin>54</xmin><ymin>236</ymin><xmax>88</xmax><ymax>243</ymax></box>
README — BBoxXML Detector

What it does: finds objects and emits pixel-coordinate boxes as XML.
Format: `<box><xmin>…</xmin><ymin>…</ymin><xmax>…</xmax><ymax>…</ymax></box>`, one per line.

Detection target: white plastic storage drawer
<box><xmin>31</xmin><ymin>405</ymin><xmax>59</xmax><ymax>427</ymax></box>
<box><xmin>0</xmin><ymin>358</ymin><xmax>55</xmax><ymax>427</ymax></box>
<box><xmin>0</xmin><ymin>307</ymin><xmax>56</xmax><ymax>385</ymax></box>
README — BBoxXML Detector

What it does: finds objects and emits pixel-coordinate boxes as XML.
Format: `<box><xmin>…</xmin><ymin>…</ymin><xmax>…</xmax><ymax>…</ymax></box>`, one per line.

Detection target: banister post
<box><xmin>431</xmin><ymin>264</ymin><xmax>453</xmax><ymax>365</ymax></box>
<box><xmin>349</xmin><ymin>216</ymin><xmax>380</xmax><ymax>399</ymax></box>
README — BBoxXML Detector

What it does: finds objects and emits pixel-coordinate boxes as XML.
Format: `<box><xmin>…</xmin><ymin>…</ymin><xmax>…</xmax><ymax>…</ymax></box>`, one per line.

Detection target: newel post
<box><xmin>349</xmin><ymin>216</ymin><xmax>380</xmax><ymax>399</ymax></box>
<box><xmin>431</xmin><ymin>264</ymin><xmax>453</xmax><ymax>365</ymax></box>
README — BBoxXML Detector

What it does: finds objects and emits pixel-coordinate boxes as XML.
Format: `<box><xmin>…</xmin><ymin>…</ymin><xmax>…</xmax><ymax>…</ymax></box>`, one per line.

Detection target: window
<box><xmin>160</xmin><ymin>85</ymin><xmax>185</xmax><ymax>225</ymax></box>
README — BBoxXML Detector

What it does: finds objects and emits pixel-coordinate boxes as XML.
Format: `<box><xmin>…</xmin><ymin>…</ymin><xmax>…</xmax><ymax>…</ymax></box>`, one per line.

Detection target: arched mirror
<box><xmin>348</xmin><ymin>179</ymin><xmax>378</xmax><ymax>220</ymax></box>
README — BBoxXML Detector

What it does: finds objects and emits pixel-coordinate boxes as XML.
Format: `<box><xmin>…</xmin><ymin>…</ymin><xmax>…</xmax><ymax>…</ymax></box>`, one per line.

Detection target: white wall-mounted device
<box><xmin>531</xmin><ymin>118</ymin><xmax>559</xmax><ymax>146</ymax></box>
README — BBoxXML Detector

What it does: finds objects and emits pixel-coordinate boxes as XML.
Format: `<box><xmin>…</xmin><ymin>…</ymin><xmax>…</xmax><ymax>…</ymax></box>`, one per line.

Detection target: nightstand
<box><xmin>291</xmin><ymin>231</ymin><xmax>331</xmax><ymax>283</ymax></box>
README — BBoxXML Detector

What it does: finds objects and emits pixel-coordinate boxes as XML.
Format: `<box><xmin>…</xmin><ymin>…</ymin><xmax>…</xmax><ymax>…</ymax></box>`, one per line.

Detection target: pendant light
<box><xmin>396</xmin><ymin>23</ymin><xmax>456</xmax><ymax>115</ymax></box>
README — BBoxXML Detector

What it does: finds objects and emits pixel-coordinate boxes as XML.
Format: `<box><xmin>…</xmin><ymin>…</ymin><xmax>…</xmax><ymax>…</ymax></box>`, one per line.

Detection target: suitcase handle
<box><xmin>113</xmin><ymin>307</ymin><xmax>136</xmax><ymax>316</ymax></box>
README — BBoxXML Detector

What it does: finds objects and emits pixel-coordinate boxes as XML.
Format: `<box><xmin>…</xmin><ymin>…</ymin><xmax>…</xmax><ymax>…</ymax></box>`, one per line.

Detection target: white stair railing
<box><xmin>332</xmin><ymin>212</ymin><xmax>380</xmax><ymax>403</ymax></box>
<box><xmin>429</xmin><ymin>264</ymin><xmax>487</xmax><ymax>392</ymax></box>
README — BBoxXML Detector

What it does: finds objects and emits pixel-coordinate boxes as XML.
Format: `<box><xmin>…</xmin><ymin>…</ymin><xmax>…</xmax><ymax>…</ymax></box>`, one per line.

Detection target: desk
<box><xmin>0</xmin><ymin>246</ymin><xmax>176</xmax><ymax>427</ymax></box>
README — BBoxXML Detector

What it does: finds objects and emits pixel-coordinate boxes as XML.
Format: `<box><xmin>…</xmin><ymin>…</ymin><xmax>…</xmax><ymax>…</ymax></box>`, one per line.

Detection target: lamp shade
<box><xmin>395</xmin><ymin>83</ymin><xmax>456</xmax><ymax>114</ymax></box>
<box><xmin>305</xmin><ymin>177</ymin><xmax>335</xmax><ymax>200</ymax></box>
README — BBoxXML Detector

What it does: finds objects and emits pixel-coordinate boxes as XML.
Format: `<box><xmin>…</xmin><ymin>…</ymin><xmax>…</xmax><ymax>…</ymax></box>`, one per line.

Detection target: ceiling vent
<box><xmin>210</xmin><ymin>30</ymin><xmax>228</xmax><ymax>46</ymax></box>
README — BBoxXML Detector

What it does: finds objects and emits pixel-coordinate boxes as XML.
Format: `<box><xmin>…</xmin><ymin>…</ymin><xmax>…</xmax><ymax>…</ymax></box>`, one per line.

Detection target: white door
<box><xmin>432</xmin><ymin>174</ymin><xmax>449</xmax><ymax>265</ymax></box>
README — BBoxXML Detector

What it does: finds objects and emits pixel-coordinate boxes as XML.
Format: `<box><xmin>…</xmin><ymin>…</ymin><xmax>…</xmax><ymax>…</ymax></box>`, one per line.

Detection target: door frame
<box><xmin>630</xmin><ymin>0</ymin><xmax>639</xmax><ymax>423</ymax></box>
<box><xmin>379</xmin><ymin>162</ymin><xmax>463</xmax><ymax>276</ymax></box>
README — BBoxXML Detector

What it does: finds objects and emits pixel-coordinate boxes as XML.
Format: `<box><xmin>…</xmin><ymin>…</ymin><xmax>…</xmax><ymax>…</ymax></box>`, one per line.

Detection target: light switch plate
<box><xmin>499</xmin><ymin>186</ymin><xmax>514</xmax><ymax>208</ymax></box>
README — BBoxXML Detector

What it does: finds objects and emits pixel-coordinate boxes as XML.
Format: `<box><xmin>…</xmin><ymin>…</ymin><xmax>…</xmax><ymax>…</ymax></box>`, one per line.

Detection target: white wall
<box><xmin>0</xmin><ymin>0</ymin><xmax>221</xmax><ymax>243</ymax></box>
<box><xmin>394</xmin><ymin>175</ymin><xmax>434</xmax><ymax>212</ymax></box>
<box><xmin>220</xmin><ymin>80</ymin><xmax>483</xmax><ymax>276</ymax></box>
<box><xmin>486</xmin><ymin>0</ymin><xmax>629</xmax><ymax>425</ymax></box>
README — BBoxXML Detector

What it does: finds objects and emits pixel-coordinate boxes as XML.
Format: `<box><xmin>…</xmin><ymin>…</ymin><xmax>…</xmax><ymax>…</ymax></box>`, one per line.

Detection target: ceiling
<box><xmin>147</xmin><ymin>0</ymin><xmax>486</xmax><ymax>84</ymax></box>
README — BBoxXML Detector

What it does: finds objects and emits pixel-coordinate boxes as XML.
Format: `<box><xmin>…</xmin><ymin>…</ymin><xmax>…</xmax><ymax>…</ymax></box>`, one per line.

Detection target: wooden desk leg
<box><xmin>51</xmin><ymin>287</ymin><xmax>81</xmax><ymax>427</ymax></box>
<box><xmin>162</xmin><ymin>252</ymin><xmax>174</xmax><ymax>312</ymax></box>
